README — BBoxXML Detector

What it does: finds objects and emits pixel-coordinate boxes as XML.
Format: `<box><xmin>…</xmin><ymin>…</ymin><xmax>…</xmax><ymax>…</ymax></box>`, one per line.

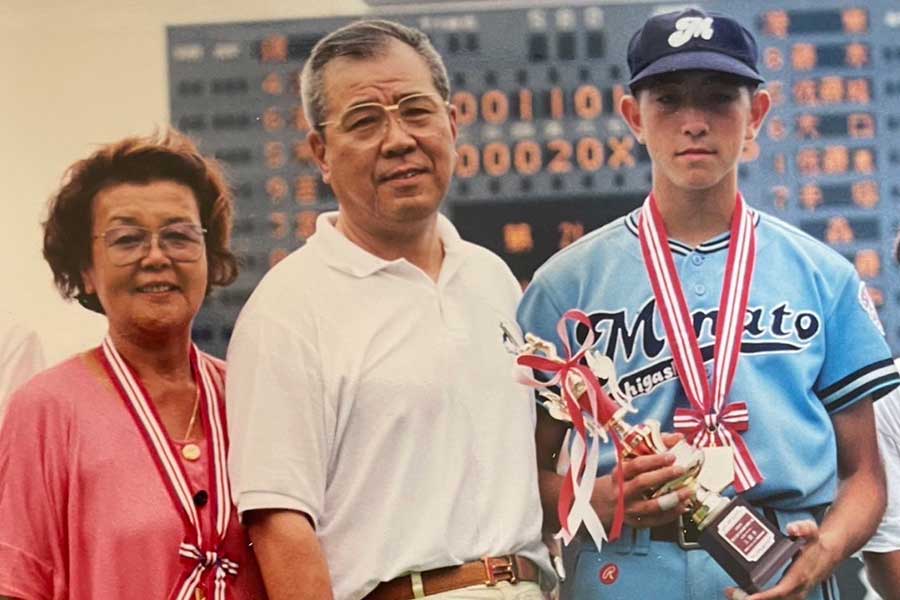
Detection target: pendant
<box><xmin>195</xmin><ymin>587</ymin><xmax>206</xmax><ymax>600</ymax></box>
<box><xmin>182</xmin><ymin>443</ymin><xmax>201</xmax><ymax>461</ymax></box>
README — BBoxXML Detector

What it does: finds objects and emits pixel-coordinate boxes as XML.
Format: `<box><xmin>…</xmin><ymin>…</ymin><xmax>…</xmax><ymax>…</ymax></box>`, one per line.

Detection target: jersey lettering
<box><xmin>581</xmin><ymin>299</ymin><xmax>822</xmax><ymax>400</ymax></box>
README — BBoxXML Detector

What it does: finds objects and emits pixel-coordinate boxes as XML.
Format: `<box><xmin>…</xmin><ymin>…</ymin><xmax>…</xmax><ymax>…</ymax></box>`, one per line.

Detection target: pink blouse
<box><xmin>0</xmin><ymin>350</ymin><xmax>267</xmax><ymax>599</ymax></box>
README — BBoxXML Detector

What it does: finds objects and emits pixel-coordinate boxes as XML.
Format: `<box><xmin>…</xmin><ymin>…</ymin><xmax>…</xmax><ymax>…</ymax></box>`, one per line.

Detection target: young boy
<box><xmin>517</xmin><ymin>8</ymin><xmax>898</xmax><ymax>599</ymax></box>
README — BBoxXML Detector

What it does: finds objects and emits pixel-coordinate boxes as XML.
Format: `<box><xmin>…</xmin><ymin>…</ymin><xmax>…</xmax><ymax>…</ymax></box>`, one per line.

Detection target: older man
<box><xmin>226</xmin><ymin>19</ymin><xmax>552</xmax><ymax>600</ymax></box>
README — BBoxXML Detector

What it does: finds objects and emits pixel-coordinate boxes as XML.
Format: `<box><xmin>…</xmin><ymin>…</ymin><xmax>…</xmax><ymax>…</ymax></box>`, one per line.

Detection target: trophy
<box><xmin>504</xmin><ymin>311</ymin><xmax>801</xmax><ymax>594</ymax></box>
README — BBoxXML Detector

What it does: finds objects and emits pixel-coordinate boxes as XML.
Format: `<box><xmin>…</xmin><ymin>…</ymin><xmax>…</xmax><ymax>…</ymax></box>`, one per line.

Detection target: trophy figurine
<box><xmin>504</xmin><ymin>311</ymin><xmax>802</xmax><ymax>594</ymax></box>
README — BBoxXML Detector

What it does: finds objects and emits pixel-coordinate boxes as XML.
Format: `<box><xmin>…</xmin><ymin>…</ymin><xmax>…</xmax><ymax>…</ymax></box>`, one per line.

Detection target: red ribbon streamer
<box><xmin>517</xmin><ymin>309</ymin><xmax>626</xmax><ymax>541</ymax></box>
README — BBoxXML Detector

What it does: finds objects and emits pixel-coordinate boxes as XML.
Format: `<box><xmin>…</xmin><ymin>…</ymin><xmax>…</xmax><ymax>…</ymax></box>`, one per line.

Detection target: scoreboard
<box><xmin>167</xmin><ymin>0</ymin><xmax>900</xmax><ymax>362</ymax></box>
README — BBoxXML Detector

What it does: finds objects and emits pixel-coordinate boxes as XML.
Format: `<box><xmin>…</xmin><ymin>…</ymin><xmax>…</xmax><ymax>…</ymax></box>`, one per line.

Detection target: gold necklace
<box><xmin>181</xmin><ymin>385</ymin><xmax>202</xmax><ymax>461</ymax></box>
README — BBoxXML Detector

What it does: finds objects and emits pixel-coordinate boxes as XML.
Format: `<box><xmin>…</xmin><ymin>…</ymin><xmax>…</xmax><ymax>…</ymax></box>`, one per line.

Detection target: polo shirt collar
<box><xmin>311</xmin><ymin>211</ymin><xmax>465</xmax><ymax>278</ymax></box>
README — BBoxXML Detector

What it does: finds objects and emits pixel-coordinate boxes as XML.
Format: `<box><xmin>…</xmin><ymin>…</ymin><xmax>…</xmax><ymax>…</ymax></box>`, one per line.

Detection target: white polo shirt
<box><xmin>227</xmin><ymin>212</ymin><xmax>552</xmax><ymax>600</ymax></box>
<box><xmin>0</xmin><ymin>314</ymin><xmax>44</xmax><ymax>422</ymax></box>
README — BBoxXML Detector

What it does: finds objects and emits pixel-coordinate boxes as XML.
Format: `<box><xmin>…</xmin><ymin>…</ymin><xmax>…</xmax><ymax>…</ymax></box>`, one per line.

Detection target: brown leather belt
<box><xmin>365</xmin><ymin>555</ymin><xmax>539</xmax><ymax>600</ymax></box>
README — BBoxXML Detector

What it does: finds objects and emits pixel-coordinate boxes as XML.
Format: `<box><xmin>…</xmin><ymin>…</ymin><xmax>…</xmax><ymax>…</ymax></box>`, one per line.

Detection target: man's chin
<box><xmin>380</xmin><ymin>194</ymin><xmax>444</xmax><ymax>220</ymax></box>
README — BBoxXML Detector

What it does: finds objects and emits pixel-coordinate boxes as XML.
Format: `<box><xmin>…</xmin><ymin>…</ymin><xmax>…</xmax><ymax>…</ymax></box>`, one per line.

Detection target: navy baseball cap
<box><xmin>627</xmin><ymin>8</ymin><xmax>764</xmax><ymax>88</ymax></box>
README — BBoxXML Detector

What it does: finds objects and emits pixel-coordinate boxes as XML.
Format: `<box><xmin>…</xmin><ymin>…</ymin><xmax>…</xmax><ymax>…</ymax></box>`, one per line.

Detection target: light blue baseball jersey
<box><xmin>518</xmin><ymin>206</ymin><xmax>898</xmax><ymax>599</ymax></box>
<box><xmin>518</xmin><ymin>206</ymin><xmax>899</xmax><ymax>509</ymax></box>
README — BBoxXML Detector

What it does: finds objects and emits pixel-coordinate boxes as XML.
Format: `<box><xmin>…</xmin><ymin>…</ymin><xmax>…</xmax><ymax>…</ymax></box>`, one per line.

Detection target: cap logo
<box><xmin>668</xmin><ymin>16</ymin><xmax>714</xmax><ymax>48</ymax></box>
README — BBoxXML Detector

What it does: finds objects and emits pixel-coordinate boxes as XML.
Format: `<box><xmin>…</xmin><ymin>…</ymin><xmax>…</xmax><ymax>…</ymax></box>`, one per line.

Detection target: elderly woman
<box><xmin>0</xmin><ymin>131</ymin><xmax>266</xmax><ymax>599</ymax></box>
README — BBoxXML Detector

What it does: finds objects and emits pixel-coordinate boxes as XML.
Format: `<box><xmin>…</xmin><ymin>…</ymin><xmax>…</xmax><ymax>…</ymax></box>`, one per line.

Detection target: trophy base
<box><xmin>698</xmin><ymin>497</ymin><xmax>803</xmax><ymax>594</ymax></box>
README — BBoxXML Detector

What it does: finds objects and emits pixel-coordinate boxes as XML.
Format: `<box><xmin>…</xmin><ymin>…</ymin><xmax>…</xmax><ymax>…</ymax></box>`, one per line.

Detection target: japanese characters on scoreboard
<box><xmin>755</xmin><ymin>7</ymin><xmax>900</xmax><ymax>332</ymax></box>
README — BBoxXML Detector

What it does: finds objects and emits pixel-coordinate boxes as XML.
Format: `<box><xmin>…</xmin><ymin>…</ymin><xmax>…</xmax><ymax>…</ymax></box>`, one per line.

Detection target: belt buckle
<box><xmin>677</xmin><ymin>514</ymin><xmax>702</xmax><ymax>550</ymax></box>
<box><xmin>482</xmin><ymin>555</ymin><xmax>519</xmax><ymax>586</ymax></box>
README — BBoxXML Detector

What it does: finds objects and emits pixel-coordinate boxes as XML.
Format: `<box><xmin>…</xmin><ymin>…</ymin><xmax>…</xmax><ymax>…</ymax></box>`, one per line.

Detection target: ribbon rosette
<box><xmin>515</xmin><ymin>309</ymin><xmax>627</xmax><ymax>546</ymax></box>
<box><xmin>673</xmin><ymin>402</ymin><xmax>760</xmax><ymax>492</ymax></box>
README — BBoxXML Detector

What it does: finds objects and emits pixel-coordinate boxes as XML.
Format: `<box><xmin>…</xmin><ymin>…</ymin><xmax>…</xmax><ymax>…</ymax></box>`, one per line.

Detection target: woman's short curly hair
<box><xmin>43</xmin><ymin>129</ymin><xmax>238</xmax><ymax>313</ymax></box>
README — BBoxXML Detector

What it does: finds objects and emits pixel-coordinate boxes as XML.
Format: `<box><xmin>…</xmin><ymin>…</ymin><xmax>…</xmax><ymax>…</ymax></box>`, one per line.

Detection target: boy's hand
<box><xmin>725</xmin><ymin>520</ymin><xmax>836</xmax><ymax>600</ymax></box>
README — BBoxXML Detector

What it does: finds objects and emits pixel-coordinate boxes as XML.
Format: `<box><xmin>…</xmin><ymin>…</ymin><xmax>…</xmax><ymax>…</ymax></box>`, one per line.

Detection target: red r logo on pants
<box><xmin>599</xmin><ymin>563</ymin><xmax>619</xmax><ymax>585</ymax></box>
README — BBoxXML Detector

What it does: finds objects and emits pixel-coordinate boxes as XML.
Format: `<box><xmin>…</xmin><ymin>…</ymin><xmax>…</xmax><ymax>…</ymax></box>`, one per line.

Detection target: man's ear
<box><xmin>447</xmin><ymin>102</ymin><xmax>459</xmax><ymax>145</ymax></box>
<box><xmin>446</xmin><ymin>102</ymin><xmax>460</xmax><ymax>173</ymax></box>
<box><xmin>308</xmin><ymin>130</ymin><xmax>331</xmax><ymax>184</ymax></box>
<box><xmin>745</xmin><ymin>88</ymin><xmax>772</xmax><ymax>141</ymax></box>
<box><xmin>619</xmin><ymin>93</ymin><xmax>645</xmax><ymax>144</ymax></box>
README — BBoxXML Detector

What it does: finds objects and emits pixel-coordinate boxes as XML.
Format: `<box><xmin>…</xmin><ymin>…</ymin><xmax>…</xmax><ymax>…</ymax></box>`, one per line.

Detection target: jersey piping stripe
<box><xmin>824</xmin><ymin>373</ymin><xmax>900</xmax><ymax>413</ymax></box>
<box><xmin>818</xmin><ymin>362</ymin><xmax>900</xmax><ymax>409</ymax></box>
<box><xmin>820</xmin><ymin>573</ymin><xmax>836</xmax><ymax>600</ymax></box>
<box><xmin>625</xmin><ymin>210</ymin><xmax>761</xmax><ymax>255</ymax></box>
<box><xmin>817</xmin><ymin>358</ymin><xmax>897</xmax><ymax>398</ymax></box>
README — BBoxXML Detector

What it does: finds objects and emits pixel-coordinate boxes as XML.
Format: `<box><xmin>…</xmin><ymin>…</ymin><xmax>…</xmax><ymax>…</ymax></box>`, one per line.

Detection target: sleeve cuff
<box><xmin>817</xmin><ymin>359</ymin><xmax>900</xmax><ymax>413</ymax></box>
<box><xmin>235</xmin><ymin>491</ymin><xmax>320</xmax><ymax>531</ymax></box>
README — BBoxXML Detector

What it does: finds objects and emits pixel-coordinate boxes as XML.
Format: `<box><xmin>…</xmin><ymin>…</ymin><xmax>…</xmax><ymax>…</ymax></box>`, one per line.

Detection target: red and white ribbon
<box><xmin>638</xmin><ymin>193</ymin><xmax>763</xmax><ymax>492</ymax></box>
<box><xmin>517</xmin><ymin>310</ymin><xmax>626</xmax><ymax>546</ymax></box>
<box><xmin>100</xmin><ymin>337</ymin><xmax>238</xmax><ymax>599</ymax></box>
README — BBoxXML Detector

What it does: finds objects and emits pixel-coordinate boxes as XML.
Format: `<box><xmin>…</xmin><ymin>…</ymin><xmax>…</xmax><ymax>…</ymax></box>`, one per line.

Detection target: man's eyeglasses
<box><xmin>93</xmin><ymin>223</ymin><xmax>207</xmax><ymax>266</ymax></box>
<box><xmin>318</xmin><ymin>93</ymin><xmax>451</xmax><ymax>143</ymax></box>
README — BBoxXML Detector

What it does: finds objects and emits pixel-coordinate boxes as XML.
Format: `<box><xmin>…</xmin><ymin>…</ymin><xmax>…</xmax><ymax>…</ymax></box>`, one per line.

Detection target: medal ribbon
<box><xmin>516</xmin><ymin>309</ymin><xmax>627</xmax><ymax>545</ymax></box>
<box><xmin>638</xmin><ymin>194</ymin><xmax>763</xmax><ymax>492</ymax></box>
<box><xmin>100</xmin><ymin>337</ymin><xmax>238</xmax><ymax>599</ymax></box>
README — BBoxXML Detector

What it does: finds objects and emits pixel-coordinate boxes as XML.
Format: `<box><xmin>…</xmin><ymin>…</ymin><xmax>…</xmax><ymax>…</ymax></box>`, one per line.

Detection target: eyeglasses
<box><xmin>93</xmin><ymin>223</ymin><xmax>207</xmax><ymax>266</ymax></box>
<box><xmin>318</xmin><ymin>93</ymin><xmax>451</xmax><ymax>143</ymax></box>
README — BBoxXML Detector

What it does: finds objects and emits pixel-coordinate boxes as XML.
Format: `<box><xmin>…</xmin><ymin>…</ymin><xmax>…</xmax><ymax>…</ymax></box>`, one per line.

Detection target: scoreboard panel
<box><xmin>167</xmin><ymin>0</ymin><xmax>900</xmax><ymax>361</ymax></box>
